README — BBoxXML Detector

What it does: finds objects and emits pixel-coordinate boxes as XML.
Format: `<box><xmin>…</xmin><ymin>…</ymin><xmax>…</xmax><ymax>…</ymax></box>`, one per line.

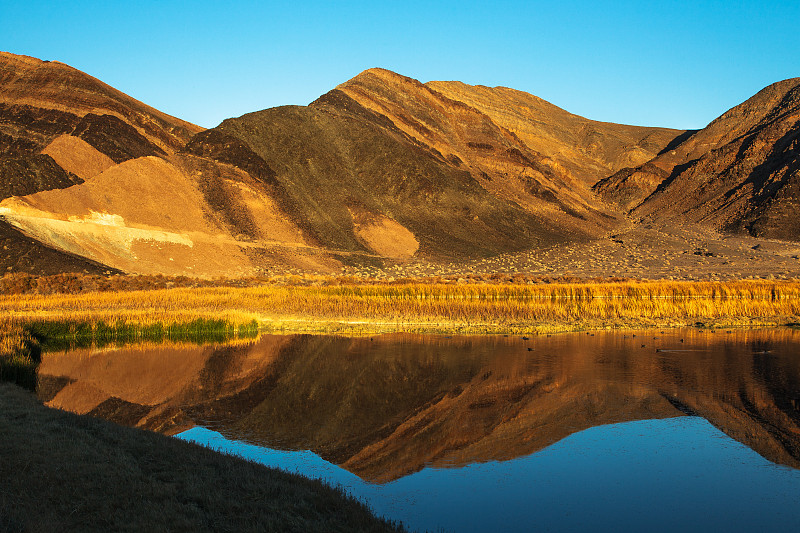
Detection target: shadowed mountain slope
<box><xmin>187</xmin><ymin>90</ymin><xmax>582</xmax><ymax>261</ymax></box>
<box><xmin>596</xmin><ymin>78</ymin><xmax>800</xmax><ymax>240</ymax></box>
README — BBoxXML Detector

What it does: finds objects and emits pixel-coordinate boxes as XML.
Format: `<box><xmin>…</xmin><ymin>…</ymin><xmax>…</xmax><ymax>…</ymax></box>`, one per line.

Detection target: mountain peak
<box><xmin>342</xmin><ymin>67</ymin><xmax>417</xmax><ymax>85</ymax></box>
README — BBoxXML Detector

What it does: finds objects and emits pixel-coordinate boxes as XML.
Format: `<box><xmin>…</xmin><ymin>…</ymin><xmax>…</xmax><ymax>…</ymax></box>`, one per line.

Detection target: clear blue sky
<box><xmin>2</xmin><ymin>0</ymin><xmax>798</xmax><ymax>130</ymax></box>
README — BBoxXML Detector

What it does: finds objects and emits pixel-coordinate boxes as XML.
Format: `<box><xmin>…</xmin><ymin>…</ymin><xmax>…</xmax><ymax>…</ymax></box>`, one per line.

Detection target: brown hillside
<box><xmin>624</xmin><ymin>78</ymin><xmax>800</xmax><ymax>239</ymax></box>
<box><xmin>596</xmin><ymin>78</ymin><xmax>800</xmax><ymax>241</ymax></box>
<box><xmin>3</xmin><ymin>54</ymin><xmax>798</xmax><ymax>276</ymax></box>
<box><xmin>336</xmin><ymin>69</ymin><xmax>624</xmax><ymax>229</ymax></box>
<box><xmin>0</xmin><ymin>155</ymin><xmax>339</xmax><ymax>277</ymax></box>
<box><xmin>0</xmin><ymin>141</ymin><xmax>116</xmax><ymax>275</ymax></box>
<box><xmin>0</xmin><ymin>52</ymin><xmax>203</xmax><ymax>275</ymax></box>
<box><xmin>182</xmin><ymin>67</ymin><xmax>684</xmax><ymax>265</ymax></box>
<box><xmin>187</xmin><ymin>89</ymin><xmax>587</xmax><ymax>262</ymax></box>
<box><xmin>0</xmin><ymin>52</ymin><xmax>202</xmax><ymax>155</ymax></box>
<box><xmin>41</xmin><ymin>134</ymin><xmax>115</xmax><ymax>179</ymax></box>
<box><xmin>426</xmin><ymin>79</ymin><xmax>683</xmax><ymax>186</ymax></box>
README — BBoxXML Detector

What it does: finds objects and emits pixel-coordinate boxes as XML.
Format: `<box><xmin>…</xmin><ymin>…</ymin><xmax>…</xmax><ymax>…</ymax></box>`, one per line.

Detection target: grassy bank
<box><xmin>0</xmin><ymin>322</ymin><xmax>40</xmax><ymax>390</ymax></box>
<box><xmin>1</xmin><ymin>318</ymin><xmax>259</xmax><ymax>389</ymax></box>
<box><xmin>0</xmin><ymin>383</ymin><xmax>403</xmax><ymax>533</ymax></box>
<box><xmin>24</xmin><ymin>317</ymin><xmax>259</xmax><ymax>351</ymax></box>
<box><xmin>2</xmin><ymin>279</ymin><xmax>800</xmax><ymax>335</ymax></box>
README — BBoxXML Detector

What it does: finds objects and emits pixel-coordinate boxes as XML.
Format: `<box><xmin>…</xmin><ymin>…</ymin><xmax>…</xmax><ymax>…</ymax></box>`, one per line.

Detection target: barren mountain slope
<box><xmin>186</xmin><ymin>86</ymin><xmax>592</xmax><ymax>262</ymax></box>
<box><xmin>595</xmin><ymin>78</ymin><xmax>800</xmax><ymax>235</ymax></box>
<box><xmin>630</xmin><ymin>79</ymin><xmax>800</xmax><ymax>239</ymax></box>
<box><xmin>0</xmin><ymin>52</ymin><xmax>202</xmax><ymax>158</ymax></box>
<box><xmin>2</xmin><ymin>58</ymin><xmax>639</xmax><ymax>275</ymax></box>
<box><xmin>183</xmin><ymin>67</ymin><xmax>686</xmax><ymax>263</ymax></box>
<box><xmin>426</xmin><ymin>80</ymin><xmax>683</xmax><ymax>186</ymax></box>
<box><xmin>3</xmin><ymin>53</ymin><xmax>798</xmax><ymax>276</ymax></box>
<box><xmin>0</xmin><ymin>154</ymin><xmax>338</xmax><ymax>277</ymax></box>
<box><xmin>0</xmin><ymin>132</ymin><xmax>117</xmax><ymax>275</ymax></box>
<box><xmin>0</xmin><ymin>52</ymin><xmax>204</xmax><ymax>275</ymax></box>
<box><xmin>0</xmin><ymin>53</ymin><xmax>338</xmax><ymax>276</ymax></box>
<box><xmin>336</xmin><ymin>69</ymin><xmax>625</xmax><ymax>230</ymax></box>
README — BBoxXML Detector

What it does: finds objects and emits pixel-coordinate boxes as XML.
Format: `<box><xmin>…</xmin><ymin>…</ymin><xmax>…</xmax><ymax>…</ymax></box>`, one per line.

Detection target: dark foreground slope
<box><xmin>596</xmin><ymin>78</ymin><xmax>800</xmax><ymax>240</ymax></box>
<box><xmin>0</xmin><ymin>383</ymin><xmax>402</xmax><ymax>533</ymax></box>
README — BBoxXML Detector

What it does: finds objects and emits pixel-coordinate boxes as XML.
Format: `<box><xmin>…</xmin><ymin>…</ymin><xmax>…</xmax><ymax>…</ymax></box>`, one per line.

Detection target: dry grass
<box><xmin>2</xmin><ymin>279</ymin><xmax>799</xmax><ymax>334</ymax></box>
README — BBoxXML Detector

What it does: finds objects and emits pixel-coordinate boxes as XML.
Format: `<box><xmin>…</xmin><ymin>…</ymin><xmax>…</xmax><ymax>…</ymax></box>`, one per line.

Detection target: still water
<box><xmin>37</xmin><ymin>329</ymin><xmax>800</xmax><ymax>532</ymax></box>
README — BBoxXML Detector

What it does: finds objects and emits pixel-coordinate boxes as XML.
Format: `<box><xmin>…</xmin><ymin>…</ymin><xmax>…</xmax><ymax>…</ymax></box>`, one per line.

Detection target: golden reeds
<box><xmin>1</xmin><ymin>279</ymin><xmax>799</xmax><ymax>334</ymax></box>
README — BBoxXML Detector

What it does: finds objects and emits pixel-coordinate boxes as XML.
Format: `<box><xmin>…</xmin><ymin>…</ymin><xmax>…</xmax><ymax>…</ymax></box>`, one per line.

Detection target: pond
<box><xmin>36</xmin><ymin>329</ymin><xmax>800</xmax><ymax>532</ymax></box>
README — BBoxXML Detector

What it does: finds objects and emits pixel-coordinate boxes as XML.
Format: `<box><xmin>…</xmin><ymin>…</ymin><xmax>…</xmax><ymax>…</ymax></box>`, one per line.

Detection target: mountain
<box><xmin>0</xmin><ymin>52</ymin><xmax>202</xmax><ymax>275</ymax></box>
<box><xmin>187</xmin><ymin>83</ymin><xmax>588</xmax><ymax>263</ymax></box>
<box><xmin>180</xmin><ymin>68</ymin><xmax>686</xmax><ymax>263</ymax></box>
<box><xmin>0</xmin><ymin>53</ymin><xmax>335</xmax><ymax>276</ymax></box>
<box><xmin>0</xmin><ymin>55</ymin><xmax>686</xmax><ymax>276</ymax></box>
<box><xmin>1</xmin><ymin>51</ymin><xmax>798</xmax><ymax>278</ymax></box>
<box><xmin>394</xmin><ymin>72</ymin><xmax>680</xmax><ymax>187</ymax></box>
<box><xmin>0</xmin><ymin>52</ymin><xmax>200</xmax><ymax>160</ymax></box>
<box><xmin>595</xmin><ymin>78</ymin><xmax>800</xmax><ymax>240</ymax></box>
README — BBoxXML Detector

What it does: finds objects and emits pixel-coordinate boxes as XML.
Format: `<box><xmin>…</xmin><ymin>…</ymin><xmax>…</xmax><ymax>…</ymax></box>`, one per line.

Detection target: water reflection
<box><xmin>37</xmin><ymin>329</ymin><xmax>800</xmax><ymax>483</ymax></box>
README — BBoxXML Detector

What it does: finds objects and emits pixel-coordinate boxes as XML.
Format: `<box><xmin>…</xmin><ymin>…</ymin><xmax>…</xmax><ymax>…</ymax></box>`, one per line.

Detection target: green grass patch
<box><xmin>0</xmin><ymin>327</ymin><xmax>41</xmax><ymax>391</ymax></box>
<box><xmin>23</xmin><ymin>318</ymin><xmax>259</xmax><ymax>352</ymax></box>
<box><xmin>0</xmin><ymin>318</ymin><xmax>261</xmax><ymax>390</ymax></box>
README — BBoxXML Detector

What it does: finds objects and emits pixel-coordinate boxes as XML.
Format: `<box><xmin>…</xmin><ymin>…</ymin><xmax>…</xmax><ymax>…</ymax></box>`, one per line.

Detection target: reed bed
<box><xmin>1</xmin><ymin>279</ymin><xmax>799</xmax><ymax>334</ymax></box>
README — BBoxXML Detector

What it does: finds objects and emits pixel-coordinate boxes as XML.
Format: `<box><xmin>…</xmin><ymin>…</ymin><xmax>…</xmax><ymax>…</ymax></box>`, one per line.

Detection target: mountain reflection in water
<box><xmin>36</xmin><ymin>329</ymin><xmax>800</xmax><ymax>483</ymax></box>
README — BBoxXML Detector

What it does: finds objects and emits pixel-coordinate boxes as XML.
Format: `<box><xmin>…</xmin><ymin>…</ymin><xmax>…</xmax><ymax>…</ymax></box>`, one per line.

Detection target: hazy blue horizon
<box><xmin>3</xmin><ymin>1</ymin><xmax>798</xmax><ymax>130</ymax></box>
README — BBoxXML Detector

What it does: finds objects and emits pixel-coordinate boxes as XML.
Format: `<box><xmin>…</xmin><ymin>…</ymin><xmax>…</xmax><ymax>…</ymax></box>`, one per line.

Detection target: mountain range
<box><xmin>0</xmin><ymin>51</ymin><xmax>798</xmax><ymax>278</ymax></box>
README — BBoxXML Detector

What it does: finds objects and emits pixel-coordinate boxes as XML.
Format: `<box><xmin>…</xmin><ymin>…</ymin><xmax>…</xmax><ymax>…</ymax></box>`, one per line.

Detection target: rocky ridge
<box><xmin>595</xmin><ymin>78</ymin><xmax>800</xmax><ymax>241</ymax></box>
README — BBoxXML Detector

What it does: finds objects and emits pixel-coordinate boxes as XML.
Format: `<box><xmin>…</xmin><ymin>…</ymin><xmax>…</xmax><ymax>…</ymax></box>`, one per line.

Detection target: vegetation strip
<box><xmin>1</xmin><ymin>279</ymin><xmax>799</xmax><ymax>336</ymax></box>
<box><xmin>0</xmin><ymin>318</ymin><xmax>259</xmax><ymax>392</ymax></box>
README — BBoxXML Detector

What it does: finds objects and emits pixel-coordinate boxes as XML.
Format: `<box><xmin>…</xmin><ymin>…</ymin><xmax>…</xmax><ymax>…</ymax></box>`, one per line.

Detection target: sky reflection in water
<box><xmin>180</xmin><ymin>416</ymin><xmax>800</xmax><ymax>533</ymax></box>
